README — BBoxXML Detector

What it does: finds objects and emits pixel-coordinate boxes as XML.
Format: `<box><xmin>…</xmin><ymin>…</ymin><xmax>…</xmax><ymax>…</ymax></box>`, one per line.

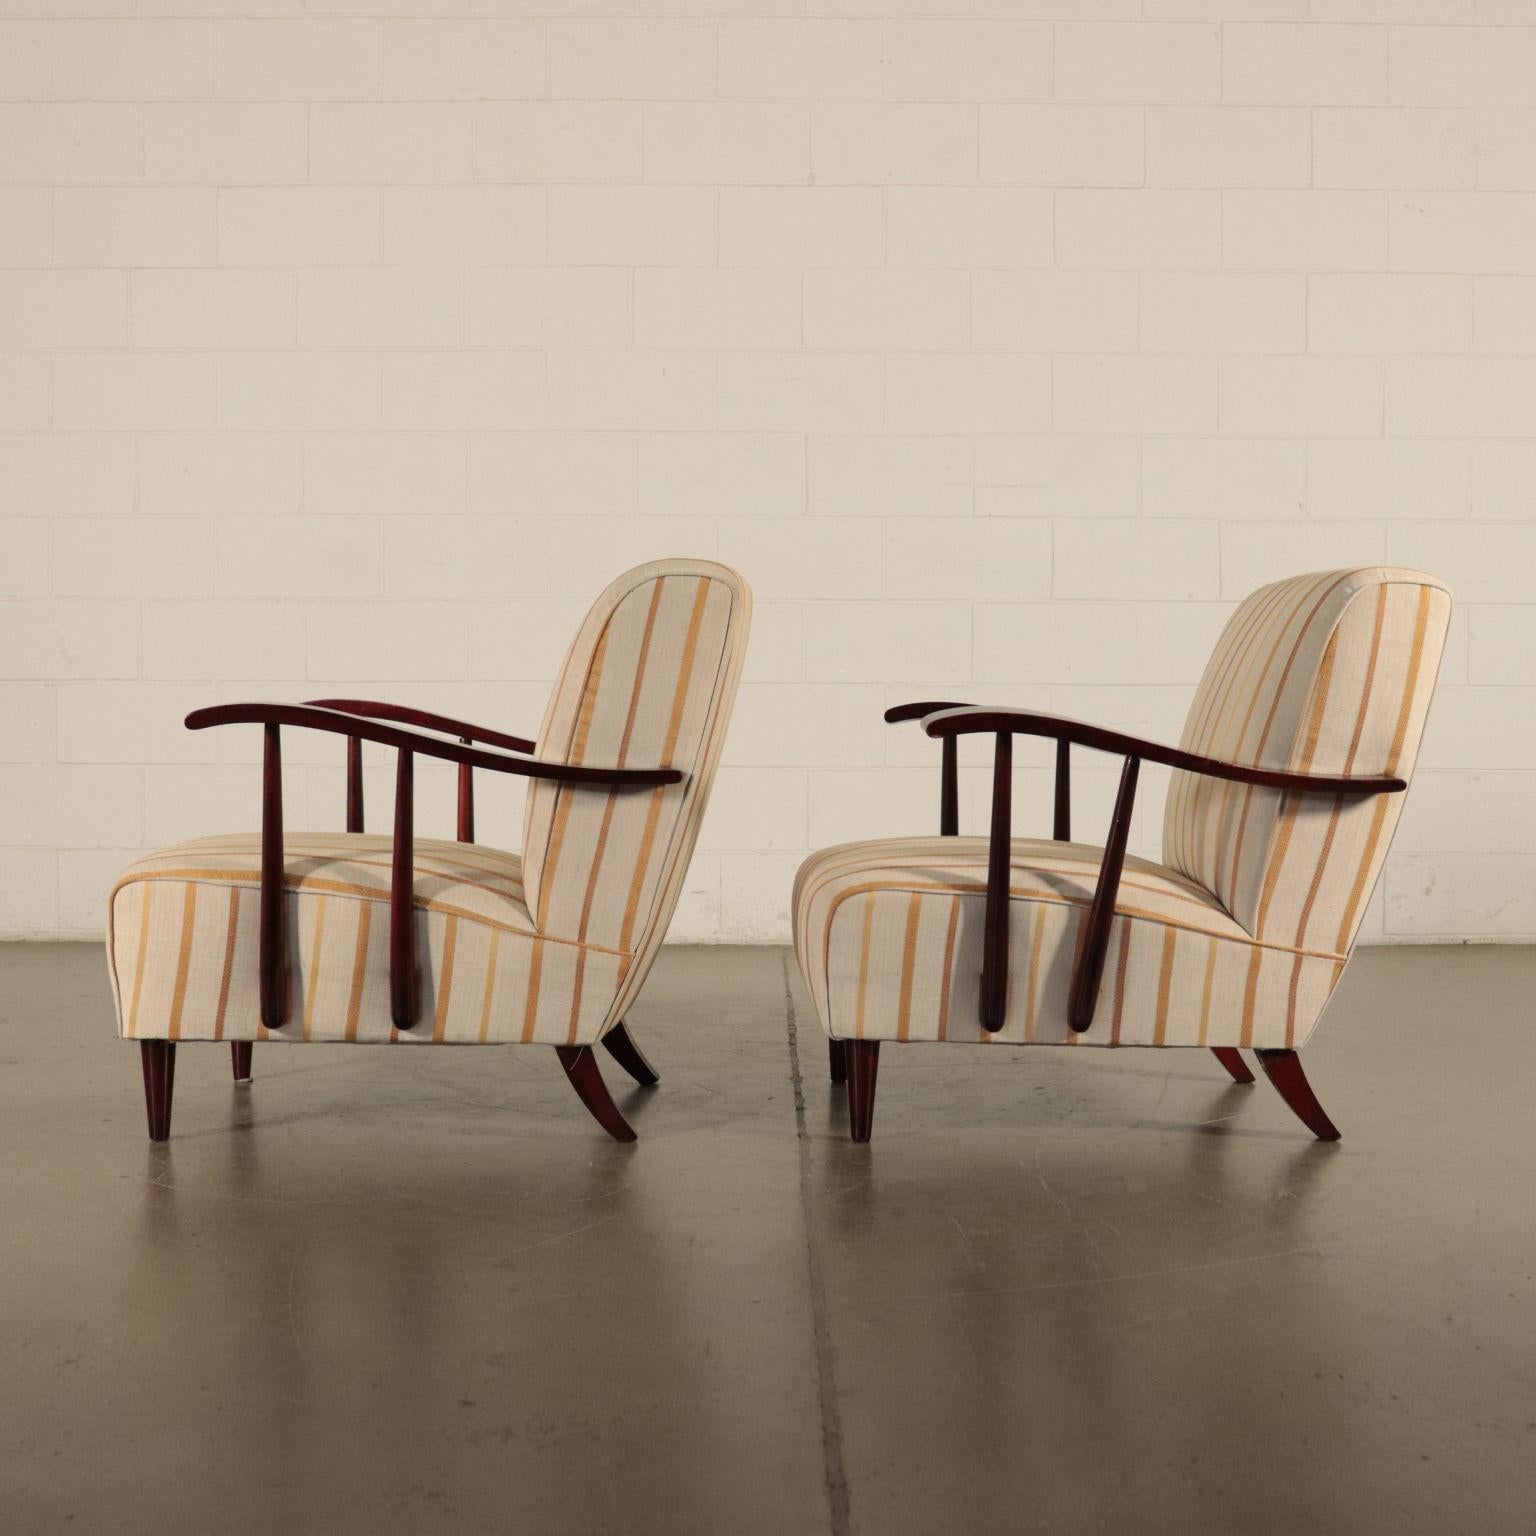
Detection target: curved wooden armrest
<box><xmin>186</xmin><ymin>702</ymin><xmax>683</xmax><ymax>1037</ymax></box>
<box><xmin>921</xmin><ymin>707</ymin><xmax>1405</xmax><ymax>795</ymax></box>
<box><xmin>304</xmin><ymin>698</ymin><xmax>537</xmax><ymax>756</ymax></box>
<box><xmin>883</xmin><ymin>699</ymin><xmax>973</xmax><ymax>725</ymax></box>
<box><xmin>186</xmin><ymin>703</ymin><xmax>683</xmax><ymax>789</ymax></box>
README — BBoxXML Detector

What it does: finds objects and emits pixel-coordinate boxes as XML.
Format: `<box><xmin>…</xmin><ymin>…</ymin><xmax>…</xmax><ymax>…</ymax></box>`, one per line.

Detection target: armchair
<box><xmin>108</xmin><ymin>560</ymin><xmax>751</xmax><ymax>1144</ymax></box>
<box><xmin>793</xmin><ymin>568</ymin><xmax>1450</xmax><ymax>1144</ymax></box>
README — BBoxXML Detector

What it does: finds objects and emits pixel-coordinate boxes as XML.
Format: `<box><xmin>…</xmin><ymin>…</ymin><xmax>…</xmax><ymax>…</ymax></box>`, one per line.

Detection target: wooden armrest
<box><xmin>883</xmin><ymin>699</ymin><xmax>973</xmax><ymax>725</ymax></box>
<box><xmin>956</xmin><ymin>705</ymin><xmax>1401</xmax><ymax>1041</ymax></box>
<box><xmin>185</xmin><ymin>702</ymin><xmax>684</xmax><ymax>1035</ymax></box>
<box><xmin>921</xmin><ymin>707</ymin><xmax>1405</xmax><ymax>795</ymax></box>
<box><xmin>185</xmin><ymin>703</ymin><xmax>683</xmax><ymax>789</ymax></box>
<box><xmin>304</xmin><ymin>698</ymin><xmax>537</xmax><ymax>756</ymax></box>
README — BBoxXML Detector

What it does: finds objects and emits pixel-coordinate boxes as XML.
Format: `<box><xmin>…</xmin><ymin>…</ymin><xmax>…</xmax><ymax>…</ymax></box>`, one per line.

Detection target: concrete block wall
<box><xmin>1</xmin><ymin>2</ymin><xmax>1533</xmax><ymax>942</ymax></box>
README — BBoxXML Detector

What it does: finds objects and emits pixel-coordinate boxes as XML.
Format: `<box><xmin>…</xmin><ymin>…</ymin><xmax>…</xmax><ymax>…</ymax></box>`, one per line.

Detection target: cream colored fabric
<box><xmin>520</xmin><ymin>559</ymin><xmax>751</xmax><ymax>1030</ymax></box>
<box><xmin>793</xmin><ymin>568</ymin><xmax>1450</xmax><ymax>1051</ymax></box>
<box><xmin>108</xmin><ymin>559</ymin><xmax>751</xmax><ymax>1047</ymax></box>
<box><xmin>793</xmin><ymin>837</ymin><xmax>1342</xmax><ymax>1049</ymax></box>
<box><xmin>1163</xmin><ymin>568</ymin><xmax>1451</xmax><ymax>952</ymax></box>
<box><xmin>109</xmin><ymin>834</ymin><xmax>625</xmax><ymax>1045</ymax></box>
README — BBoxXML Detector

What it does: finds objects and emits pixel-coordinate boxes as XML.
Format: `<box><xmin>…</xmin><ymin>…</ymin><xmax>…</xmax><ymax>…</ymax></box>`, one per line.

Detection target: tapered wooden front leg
<box><xmin>554</xmin><ymin>1046</ymin><xmax>637</xmax><ymax>1143</ymax></box>
<box><xmin>601</xmin><ymin>1021</ymin><xmax>660</xmax><ymax>1087</ymax></box>
<box><xmin>140</xmin><ymin>1041</ymin><xmax>176</xmax><ymax>1143</ymax></box>
<box><xmin>1255</xmin><ymin>1049</ymin><xmax>1341</xmax><ymax>1141</ymax></box>
<box><xmin>846</xmin><ymin>1041</ymin><xmax>879</xmax><ymax>1144</ymax></box>
<box><xmin>230</xmin><ymin>1042</ymin><xmax>253</xmax><ymax>1083</ymax></box>
<box><xmin>828</xmin><ymin>1039</ymin><xmax>847</xmax><ymax>1086</ymax></box>
<box><xmin>1211</xmin><ymin>1047</ymin><xmax>1254</xmax><ymax>1085</ymax></box>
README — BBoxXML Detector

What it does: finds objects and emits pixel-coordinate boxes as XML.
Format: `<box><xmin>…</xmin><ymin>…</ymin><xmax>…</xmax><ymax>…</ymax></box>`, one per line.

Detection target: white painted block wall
<box><xmin>1</xmin><ymin>3</ymin><xmax>1533</xmax><ymax>943</ymax></box>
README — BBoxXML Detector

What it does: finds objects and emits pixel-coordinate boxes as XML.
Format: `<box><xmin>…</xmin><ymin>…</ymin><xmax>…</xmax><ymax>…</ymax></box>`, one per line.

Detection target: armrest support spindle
<box><xmin>940</xmin><ymin>738</ymin><xmax>958</xmax><ymax>837</ymax></box>
<box><xmin>1066</xmin><ymin>755</ymin><xmax>1140</xmax><ymax>1035</ymax></box>
<box><xmin>259</xmin><ymin>724</ymin><xmax>288</xmax><ymax>1030</ymax></box>
<box><xmin>391</xmin><ymin>749</ymin><xmax>417</xmax><ymax>1030</ymax></box>
<box><xmin>345</xmin><ymin>735</ymin><xmax>364</xmax><ymax>834</ymax></box>
<box><xmin>1053</xmin><ymin>741</ymin><xmax>1071</xmax><ymax>842</ymax></box>
<box><xmin>456</xmin><ymin>739</ymin><xmax>474</xmax><ymax>844</ymax></box>
<box><xmin>979</xmin><ymin>733</ymin><xmax>1013</xmax><ymax>1033</ymax></box>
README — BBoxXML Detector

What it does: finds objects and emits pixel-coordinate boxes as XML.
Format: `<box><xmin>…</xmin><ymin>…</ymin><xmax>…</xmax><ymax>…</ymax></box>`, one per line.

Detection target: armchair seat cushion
<box><xmin>109</xmin><ymin>834</ymin><xmax>629</xmax><ymax>1047</ymax></box>
<box><xmin>792</xmin><ymin>837</ymin><xmax>1346</xmax><ymax>1051</ymax></box>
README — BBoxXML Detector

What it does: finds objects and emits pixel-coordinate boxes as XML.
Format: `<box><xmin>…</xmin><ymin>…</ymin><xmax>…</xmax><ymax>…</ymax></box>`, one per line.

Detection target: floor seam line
<box><xmin>783</xmin><ymin>950</ymin><xmax>852</xmax><ymax>1536</ymax></box>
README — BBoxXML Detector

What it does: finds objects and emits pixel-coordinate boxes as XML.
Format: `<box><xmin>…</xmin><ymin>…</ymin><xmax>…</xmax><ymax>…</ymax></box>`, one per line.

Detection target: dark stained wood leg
<box><xmin>230</xmin><ymin>1041</ymin><xmax>253</xmax><ymax>1083</ymax></box>
<box><xmin>1255</xmin><ymin>1049</ymin><xmax>1341</xmax><ymax>1142</ymax></box>
<box><xmin>828</xmin><ymin>1038</ymin><xmax>847</xmax><ymax>1086</ymax></box>
<box><xmin>846</xmin><ymin>1041</ymin><xmax>880</xmax><ymax>1144</ymax></box>
<box><xmin>555</xmin><ymin>1046</ymin><xmax>637</xmax><ymax>1143</ymax></box>
<box><xmin>601</xmin><ymin>1020</ymin><xmax>660</xmax><ymax>1087</ymax></box>
<box><xmin>1211</xmin><ymin>1047</ymin><xmax>1254</xmax><ymax>1085</ymax></box>
<box><xmin>140</xmin><ymin>1041</ymin><xmax>176</xmax><ymax>1143</ymax></box>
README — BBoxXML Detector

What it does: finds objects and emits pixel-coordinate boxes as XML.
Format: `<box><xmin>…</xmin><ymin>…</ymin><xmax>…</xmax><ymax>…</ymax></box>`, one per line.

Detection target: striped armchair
<box><xmin>108</xmin><ymin>560</ymin><xmax>751</xmax><ymax>1144</ymax></box>
<box><xmin>793</xmin><ymin>568</ymin><xmax>1450</xmax><ymax>1144</ymax></box>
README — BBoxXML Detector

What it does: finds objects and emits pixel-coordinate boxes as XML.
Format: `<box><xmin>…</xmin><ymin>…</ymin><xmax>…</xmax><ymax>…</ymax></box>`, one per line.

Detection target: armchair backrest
<box><xmin>521</xmin><ymin>561</ymin><xmax>751</xmax><ymax>1011</ymax></box>
<box><xmin>1162</xmin><ymin>568</ymin><xmax>1450</xmax><ymax>956</ymax></box>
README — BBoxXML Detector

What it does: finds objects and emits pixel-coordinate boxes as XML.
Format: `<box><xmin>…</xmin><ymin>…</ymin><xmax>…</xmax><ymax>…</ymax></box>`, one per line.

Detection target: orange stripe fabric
<box><xmin>936</xmin><ymin>894</ymin><xmax>960</xmax><ymax>1042</ymax></box>
<box><xmin>166</xmin><ymin>883</ymin><xmax>198</xmax><ymax>1042</ymax></box>
<box><xmin>213</xmin><ymin>886</ymin><xmax>240</xmax><ymax>1042</ymax></box>
<box><xmin>895</xmin><ymin>891</ymin><xmax>923</xmax><ymax>1042</ymax></box>
<box><xmin>617</xmin><ymin>576</ymin><xmax>712</xmax><ymax>957</ymax></box>
<box><xmin>432</xmin><ymin>915</ymin><xmax>458</xmax><ymax>1042</ymax></box>
<box><xmin>853</xmin><ymin>893</ymin><xmax>876</xmax><ymax>1040</ymax></box>
<box><xmin>344</xmin><ymin>900</ymin><xmax>370</xmax><ymax>1042</ymax></box>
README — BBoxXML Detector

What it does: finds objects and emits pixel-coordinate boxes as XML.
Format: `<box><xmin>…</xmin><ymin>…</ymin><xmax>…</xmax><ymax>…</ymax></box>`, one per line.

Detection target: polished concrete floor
<box><xmin>1</xmin><ymin>942</ymin><xmax>1533</xmax><ymax>1536</ymax></box>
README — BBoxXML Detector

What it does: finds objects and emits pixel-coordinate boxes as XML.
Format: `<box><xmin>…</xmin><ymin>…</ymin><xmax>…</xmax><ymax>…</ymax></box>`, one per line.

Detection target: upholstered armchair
<box><xmin>108</xmin><ymin>560</ymin><xmax>751</xmax><ymax>1144</ymax></box>
<box><xmin>794</xmin><ymin>568</ymin><xmax>1450</xmax><ymax>1144</ymax></box>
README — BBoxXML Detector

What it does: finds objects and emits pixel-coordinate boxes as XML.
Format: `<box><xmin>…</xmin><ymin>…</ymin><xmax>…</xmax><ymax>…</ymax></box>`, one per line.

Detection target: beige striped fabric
<box><xmin>793</xmin><ymin>568</ymin><xmax>1449</xmax><ymax>1052</ymax></box>
<box><xmin>107</xmin><ymin>560</ymin><xmax>751</xmax><ymax>1048</ymax></box>
<box><xmin>520</xmin><ymin>560</ymin><xmax>751</xmax><ymax>1030</ymax></box>
<box><xmin>1162</xmin><ymin>567</ymin><xmax>1450</xmax><ymax>954</ymax></box>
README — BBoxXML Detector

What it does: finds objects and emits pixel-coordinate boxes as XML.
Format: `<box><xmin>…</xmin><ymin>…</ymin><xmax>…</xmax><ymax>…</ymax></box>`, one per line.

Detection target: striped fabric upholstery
<box><xmin>1163</xmin><ymin>568</ymin><xmax>1451</xmax><ymax>954</ymax></box>
<box><xmin>107</xmin><ymin>560</ymin><xmax>751</xmax><ymax>1048</ymax></box>
<box><xmin>520</xmin><ymin>560</ymin><xmax>751</xmax><ymax>1028</ymax></box>
<box><xmin>793</xmin><ymin>568</ymin><xmax>1449</xmax><ymax>1052</ymax></box>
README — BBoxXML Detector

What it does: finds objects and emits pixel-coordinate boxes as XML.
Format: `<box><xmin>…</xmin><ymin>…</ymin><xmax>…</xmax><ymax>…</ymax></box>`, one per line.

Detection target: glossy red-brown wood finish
<box><xmin>390</xmin><ymin>749</ymin><xmax>417</xmax><ymax>1030</ymax></box>
<box><xmin>1053</xmin><ymin>740</ymin><xmax>1071</xmax><ymax>841</ymax></box>
<box><xmin>601</xmin><ymin>1020</ymin><xmax>660</xmax><ymax>1087</ymax></box>
<box><xmin>828</xmin><ymin>1039</ymin><xmax>847</xmax><ymax>1085</ymax></box>
<box><xmin>259</xmin><ymin>722</ymin><xmax>287</xmax><ymax>1030</ymax></box>
<box><xmin>231</xmin><ymin>1041</ymin><xmax>253</xmax><ymax>1082</ymax></box>
<box><xmin>1212</xmin><ymin>1047</ymin><xmax>1255</xmax><ymax>1084</ymax></box>
<box><xmin>141</xmin><ymin>1040</ymin><xmax>175</xmax><ymax>1142</ymax></box>
<box><xmin>939</xmin><ymin>737</ymin><xmax>959</xmax><ymax>836</ymax></box>
<box><xmin>345</xmin><ymin>734</ymin><xmax>364</xmax><ymax>833</ymax></box>
<box><xmin>846</xmin><ymin>1041</ymin><xmax>879</xmax><ymax>1143</ymax></box>
<box><xmin>979</xmin><ymin>732</ymin><xmax>1013</xmax><ymax>1033</ymax></box>
<box><xmin>883</xmin><ymin>700</ymin><xmax>971</xmax><ymax>725</ymax></box>
<box><xmin>306</xmin><ymin>698</ymin><xmax>537</xmax><ymax>756</ymax></box>
<box><xmin>1256</xmin><ymin>1049</ymin><xmax>1341</xmax><ymax>1140</ymax></box>
<box><xmin>1068</xmin><ymin>754</ymin><xmax>1141</xmax><ymax>1034</ymax></box>
<box><xmin>456</xmin><ymin>755</ymin><xmax>474</xmax><ymax>844</ymax></box>
<box><xmin>923</xmin><ymin>707</ymin><xmax>1406</xmax><ymax>796</ymax></box>
<box><xmin>554</xmin><ymin>1046</ymin><xmax>637</xmax><ymax>1142</ymax></box>
<box><xmin>187</xmin><ymin>703</ymin><xmax>682</xmax><ymax>788</ymax></box>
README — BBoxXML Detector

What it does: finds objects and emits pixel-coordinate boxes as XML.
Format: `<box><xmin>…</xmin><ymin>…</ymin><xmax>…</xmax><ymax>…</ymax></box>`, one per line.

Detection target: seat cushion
<box><xmin>108</xmin><ymin>834</ymin><xmax>629</xmax><ymax>1047</ymax></box>
<box><xmin>792</xmin><ymin>837</ymin><xmax>1347</xmax><ymax>1050</ymax></box>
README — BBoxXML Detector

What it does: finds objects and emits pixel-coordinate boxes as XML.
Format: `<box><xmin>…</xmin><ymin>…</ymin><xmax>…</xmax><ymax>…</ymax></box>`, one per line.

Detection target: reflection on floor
<box><xmin>2</xmin><ymin>942</ymin><xmax>1532</xmax><ymax>1536</ymax></box>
